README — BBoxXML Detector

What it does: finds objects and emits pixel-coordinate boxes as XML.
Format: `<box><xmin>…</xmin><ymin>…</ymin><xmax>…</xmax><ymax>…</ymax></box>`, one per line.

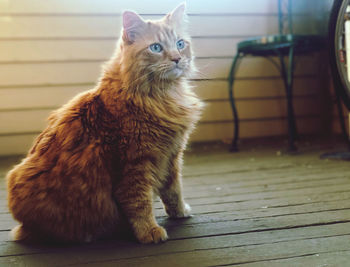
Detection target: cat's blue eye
<box><xmin>176</xmin><ymin>39</ymin><xmax>185</xmax><ymax>50</ymax></box>
<box><xmin>149</xmin><ymin>43</ymin><xmax>163</xmax><ymax>53</ymax></box>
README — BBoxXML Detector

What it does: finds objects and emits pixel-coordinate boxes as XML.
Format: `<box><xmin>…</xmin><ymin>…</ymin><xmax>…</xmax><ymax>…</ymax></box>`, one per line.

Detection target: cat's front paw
<box><xmin>167</xmin><ymin>203</ymin><xmax>192</xmax><ymax>219</ymax></box>
<box><xmin>137</xmin><ymin>226</ymin><xmax>168</xmax><ymax>244</ymax></box>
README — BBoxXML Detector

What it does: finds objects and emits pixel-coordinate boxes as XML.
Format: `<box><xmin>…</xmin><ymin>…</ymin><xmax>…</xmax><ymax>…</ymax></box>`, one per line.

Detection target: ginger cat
<box><xmin>6</xmin><ymin>3</ymin><xmax>203</xmax><ymax>244</ymax></box>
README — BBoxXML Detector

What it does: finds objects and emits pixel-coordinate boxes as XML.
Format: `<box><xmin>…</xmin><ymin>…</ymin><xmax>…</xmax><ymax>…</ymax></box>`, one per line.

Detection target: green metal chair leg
<box><xmin>228</xmin><ymin>54</ymin><xmax>242</xmax><ymax>152</ymax></box>
<box><xmin>279</xmin><ymin>46</ymin><xmax>297</xmax><ymax>152</ymax></box>
<box><xmin>287</xmin><ymin>45</ymin><xmax>298</xmax><ymax>141</ymax></box>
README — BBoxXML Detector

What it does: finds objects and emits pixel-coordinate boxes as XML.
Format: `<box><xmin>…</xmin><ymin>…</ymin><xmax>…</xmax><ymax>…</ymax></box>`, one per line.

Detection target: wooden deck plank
<box><xmin>4</xmin><ymin>235</ymin><xmax>345</xmax><ymax>267</ymax></box>
<box><xmin>1</xmin><ymin>223</ymin><xmax>350</xmax><ymax>266</ymax></box>
<box><xmin>1</xmin><ymin>140</ymin><xmax>350</xmax><ymax>266</ymax></box>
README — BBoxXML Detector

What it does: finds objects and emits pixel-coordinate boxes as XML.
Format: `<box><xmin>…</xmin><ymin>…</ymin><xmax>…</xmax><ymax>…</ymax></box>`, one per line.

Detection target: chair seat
<box><xmin>237</xmin><ymin>34</ymin><xmax>325</xmax><ymax>56</ymax></box>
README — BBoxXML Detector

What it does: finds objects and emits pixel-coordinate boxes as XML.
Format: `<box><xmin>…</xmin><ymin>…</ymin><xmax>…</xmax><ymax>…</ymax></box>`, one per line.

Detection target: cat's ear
<box><xmin>122</xmin><ymin>11</ymin><xmax>146</xmax><ymax>44</ymax></box>
<box><xmin>165</xmin><ymin>2</ymin><xmax>187</xmax><ymax>31</ymax></box>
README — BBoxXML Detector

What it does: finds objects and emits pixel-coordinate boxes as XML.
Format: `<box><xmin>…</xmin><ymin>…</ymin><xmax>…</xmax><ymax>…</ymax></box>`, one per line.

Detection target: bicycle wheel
<box><xmin>329</xmin><ymin>0</ymin><xmax>350</xmax><ymax>110</ymax></box>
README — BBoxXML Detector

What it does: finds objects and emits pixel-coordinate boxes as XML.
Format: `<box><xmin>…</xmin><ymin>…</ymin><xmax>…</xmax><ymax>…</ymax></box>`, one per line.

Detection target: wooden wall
<box><xmin>0</xmin><ymin>0</ymin><xmax>329</xmax><ymax>155</ymax></box>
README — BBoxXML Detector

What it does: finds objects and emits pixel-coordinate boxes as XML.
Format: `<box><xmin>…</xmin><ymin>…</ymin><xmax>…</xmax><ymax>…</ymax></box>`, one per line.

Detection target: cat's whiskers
<box><xmin>194</xmin><ymin>70</ymin><xmax>208</xmax><ymax>80</ymax></box>
<box><xmin>127</xmin><ymin>68</ymin><xmax>158</xmax><ymax>90</ymax></box>
<box><xmin>160</xmin><ymin>70</ymin><xmax>167</xmax><ymax>91</ymax></box>
<box><xmin>191</xmin><ymin>60</ymin><xmax>209</xmax><ymax>79</ymax></box>
<box><xmin>128</xmin><ymin>64</ymin><xmax>171</xmax><ymax>94</ymax></box>
<box><xmin>158</xmin><ymin>66</ymin><xmax>174</xmax><ymax>90</ymax></box>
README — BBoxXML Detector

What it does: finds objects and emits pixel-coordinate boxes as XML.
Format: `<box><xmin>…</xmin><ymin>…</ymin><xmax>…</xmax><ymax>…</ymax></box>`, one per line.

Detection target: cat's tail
<box><xmin>10</xmin><ymin>225</ymin><xmax>33</xmax><ymax>241</ymax></box>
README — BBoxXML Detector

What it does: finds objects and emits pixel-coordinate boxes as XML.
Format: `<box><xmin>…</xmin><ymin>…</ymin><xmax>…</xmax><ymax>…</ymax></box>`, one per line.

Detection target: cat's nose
<box><xmin>171</xmin><ymin>57</ymin><xmax>181</xmax><ymax>64</ymax></box>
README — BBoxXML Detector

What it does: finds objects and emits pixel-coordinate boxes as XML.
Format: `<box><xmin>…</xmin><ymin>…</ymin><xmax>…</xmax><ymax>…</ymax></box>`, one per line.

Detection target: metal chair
<box><xmin>228</xmin><ymin>0</ymin><xmax>325</xmax><ymax>152</ymax></box>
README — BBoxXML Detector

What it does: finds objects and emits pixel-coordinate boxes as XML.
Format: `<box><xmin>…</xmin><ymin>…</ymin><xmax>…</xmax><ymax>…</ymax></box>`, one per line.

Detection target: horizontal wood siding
<box><xmin>0</xmin><ymin>0</ymin><xmax>326</xmax><ymax>155</ymax></box>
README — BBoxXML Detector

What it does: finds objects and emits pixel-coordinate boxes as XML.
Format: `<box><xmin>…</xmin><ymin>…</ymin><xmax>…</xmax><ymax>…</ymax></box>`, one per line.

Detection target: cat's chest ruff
<box><xmin>121</xmin><ymin>91</ymin><xmax>202</xmax><ymax>144</ymax></box>
<box><xmin>149</xmin><ymin>101</ymin><xmax>197</xmax><ymax>134</ymax></box>
<box><xmin>158</xmin><ymin>93</ymin><xmax>201</xmax><ymax>124</ymax></box>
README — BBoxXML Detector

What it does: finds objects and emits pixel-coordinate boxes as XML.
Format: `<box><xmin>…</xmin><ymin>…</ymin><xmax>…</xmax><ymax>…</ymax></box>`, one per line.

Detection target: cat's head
<box><xmin>120</xmin><ymin>3</ymin><xmax>193</xmax><ymax>83</ymax></box>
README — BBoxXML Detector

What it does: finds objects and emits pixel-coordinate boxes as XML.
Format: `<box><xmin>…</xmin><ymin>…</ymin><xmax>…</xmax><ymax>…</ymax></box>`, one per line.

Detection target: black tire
<box><xmin>329</xmin><ymin>0</ymin><xmax>350</xmax><ymax>110</ymax></box>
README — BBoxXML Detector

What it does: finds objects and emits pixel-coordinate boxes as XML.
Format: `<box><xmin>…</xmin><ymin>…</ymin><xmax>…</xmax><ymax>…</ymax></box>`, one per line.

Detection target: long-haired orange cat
<box><xmin>6</xmin><ymin>3</ymin><xmax>202</xmax><ymax>244</ymax></box>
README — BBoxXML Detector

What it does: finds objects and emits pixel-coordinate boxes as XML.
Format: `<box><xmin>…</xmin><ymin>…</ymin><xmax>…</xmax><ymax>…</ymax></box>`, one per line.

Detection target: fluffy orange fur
<box><xmin>6</xmin><ymin>3</ymin><xmax>203</xmax><ymax>244</ymax></box>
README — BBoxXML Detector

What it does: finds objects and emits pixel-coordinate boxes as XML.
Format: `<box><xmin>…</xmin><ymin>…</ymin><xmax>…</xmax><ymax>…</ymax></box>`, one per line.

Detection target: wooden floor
<box><xmin>1</xmin><ymin>138</ymin><xmax>350</xmax><ymax>266</ymax></box>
